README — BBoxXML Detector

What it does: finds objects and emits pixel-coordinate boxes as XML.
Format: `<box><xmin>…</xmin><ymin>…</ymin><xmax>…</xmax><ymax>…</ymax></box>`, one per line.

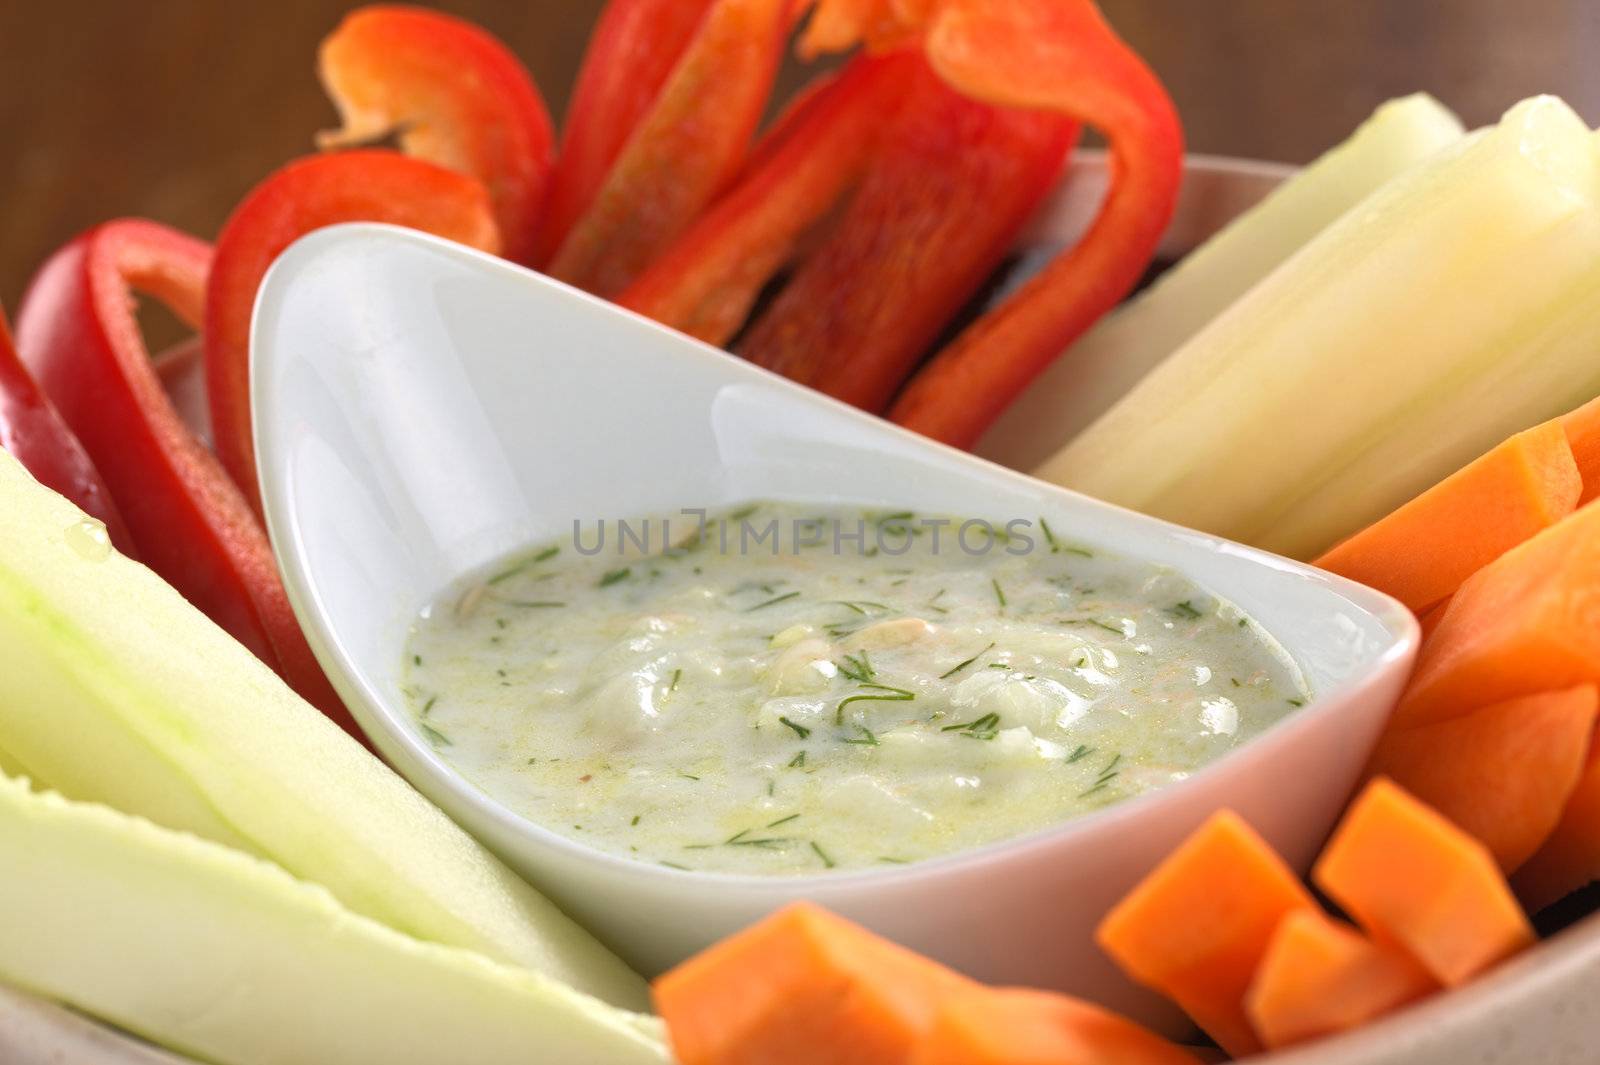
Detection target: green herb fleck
<box><xmin>506</xmin><ymin>600</ymin><xmax>566</xmax><ymax>609</ymax></box>
<box><xmin>660</xmin><ymin>861</ymin><xmax>690</xmax><ymax>871</ymax></box>
<box><xmin>787</xmin><ymin>751</ymin><xmax>807</xmax><ymax>769</ymax></box>
<box><xmin>1169</xmin><ymin>601</ymin><xmax>1202</xmax><ymax>620</ymax></box>
<box><xmin>991</xmin><ymin>578</ymin><xmax>1007</xmax><ymax>608</ymax></box>
<box><xmin>669</xmin><ymin>668</ymin><xmax>682</xmax><ymax>692</ymax></box>
<box><xmin>940</xmin><ymin>641</ymin><xmax>995</xmax><ymax>680</ymax></box>
<box><xmin>420</xmin><ymin>723</ymin><xmax>452</xmax><ymax>748</ymax></box>
<box><xmin>835</xmin><ymin>652</ymin><xmax>875</xmax><ymax>683</ymax></box>
<box><xmin>810</xmin><ymin>841</ymin><xmax>836</xmax><ymax>869</ymax></box>
<box><xmin>1065</xmin><ymin>744</ymin><xmax>1094</xmax><ymax>764</ymax></box>
<box><xmin>767</xmin><ymin>813</ymin><xmax>801</xmax><ymax>827</ymax></box>
<box><xmin>1039</xmin><ymin>517</ymin><xmax>1059</xmax><ymax>552</ymax></box>
<box><xmin>941</xmin><ymin>712</ymin><xmax>1001</xmax><ymax>741</ymax></box>
<box><xmin>843</xmin><ymin>726</ymin><xmax>879</xmax><ymax>746</ymax></box>
<box><xmin>1288</xmin><ymin>697</ymin><xmax>1305</xmax><ymax>707</ymax></box>
<box><xmin>599</xmin><ymin>567</ymin><xmax>631</xmax><ymax>588</ymax></box>
<box><xmin>779</xmin><ymin>716</ymin><xmax>812</xmax><ymax>739</ymax></box>
<box><xmin>830</xmin><ymin>600</ymin><xmax>889</xmax><ymax>615</ymax></box>
<box><xmin>835</xmin><ymin>683</ymin><xmax>915</xmax><ymax>724</ymax></box>
<box><xmin>746</xmin><ymin>590</ymin><xmax>801</xmax><ymax>611</ymax></box>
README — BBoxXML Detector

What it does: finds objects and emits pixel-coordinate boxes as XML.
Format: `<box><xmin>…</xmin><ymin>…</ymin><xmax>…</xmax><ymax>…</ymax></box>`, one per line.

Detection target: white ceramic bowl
<box><xmin>250</xmin><ymin>152</ymin><xmax>1415</xmax><ymax>1035</ymax></box>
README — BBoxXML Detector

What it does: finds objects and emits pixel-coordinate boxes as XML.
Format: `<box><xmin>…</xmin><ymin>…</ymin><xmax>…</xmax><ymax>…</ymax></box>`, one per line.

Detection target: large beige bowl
<box><xmin>6</xmin><ymin>152</ymin><xmax>1597</xmax><ymax>1064</ymax></box>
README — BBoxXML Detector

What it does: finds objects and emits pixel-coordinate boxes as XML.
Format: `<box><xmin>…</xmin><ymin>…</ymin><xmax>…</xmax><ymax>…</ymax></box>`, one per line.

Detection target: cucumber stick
<box><xmin>1039</xmin><ymin>96</ymin><xmax>1600</xmax><ymax>559</ymax></box>
<box><xmin>0</xmin><ymin>448</ymin><xmax>648</xmax><ymax>1011</ymax></box>
<box><xmin>979</xmin><ymin>93</ymin><xmax>1465</xmax><ymax>470</ymax></box>
<box><xmin>0</xmin><ymin>774</ymin><xmax>667</xmax><ymax>1065</ymax></box>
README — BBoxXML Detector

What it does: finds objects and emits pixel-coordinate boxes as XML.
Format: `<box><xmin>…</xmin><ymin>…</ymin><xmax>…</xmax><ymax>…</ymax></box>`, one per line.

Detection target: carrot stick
<box><xmin>1514</xmin><ymin>734</ymin><xmax>1600</xmax><ymax>911</ymax></box>
<box><xmin>1244</xmin><ymin>910</ymin><xmax>1437</xmax><ymax>1050</ymax></box>
<box><xmin>1095</xmin><ymin>811</ymin><xmax>1316</xmax><ymax>1058</ymax></box>
<box><xmin>910</xmin><ymin>987</ymin><xmax>1201</xmax><ymax>1065</ymax></box>
<box><xmin>1418</xmin><ymin>598</ymin><xmax>1450</xmax><ymax>642</ymax></box>
<box><xmin>1394</xmin><ymin>498</ymin><xmax>1600</xmax><ymax>728</ymax></box>
<box><xmin>654</xmin><ymin>902</ymin><xmax>974</xmax><ymax>1065</ymax></box>
<box><xmin>1558</xmin><ymin>392</ymin><xmax>1600</xmax><ymax>504</ymax></box>
<box><xmin>1314</xmin><ymin>779</ymin><xmax>1534</xmax><ymax>986</ymax></box>
<box><xmin>1366</xmin><ymin>687</ymin><xmax>1597</xmax><ymax>872</ymax></box>
<box><xmin>1314</xmin><ymin>421</ymin><xmax>1580</xmax><ymax>611</ymax></box>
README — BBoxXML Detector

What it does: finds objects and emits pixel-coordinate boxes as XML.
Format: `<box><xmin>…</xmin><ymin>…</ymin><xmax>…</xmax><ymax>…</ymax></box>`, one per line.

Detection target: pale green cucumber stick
<box><xmin>0</xmin><ymin>775</ymin><xmax>666</xmax><ymax>1065</ymax></box>
<box><xmin>0</xmin><ymin>449</ymin><xmax>650</xmax><ymax>1017</ymax></box>
<box><xmin>1039</xmin><ymin>96</ymin><xmax>1600</xmax><ymax>560</ymax></box>
<box><xmin>977</xmin><ymin>93</ymin><xmax>1464</xmax><ymax>470</ymax></box>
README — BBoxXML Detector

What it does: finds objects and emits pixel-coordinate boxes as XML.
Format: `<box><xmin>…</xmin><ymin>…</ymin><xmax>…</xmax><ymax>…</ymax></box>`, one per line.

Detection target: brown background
<box><xmin>3</xmin><ymin>1</ymin><xmax>1599</xmax><ymax>310</ymax></box>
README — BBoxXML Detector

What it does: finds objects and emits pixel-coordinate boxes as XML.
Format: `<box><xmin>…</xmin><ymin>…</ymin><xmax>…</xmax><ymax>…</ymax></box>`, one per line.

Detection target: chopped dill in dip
<box><xmin>403</xmin><ymin>503</ymin><xmax>1308</xmax><ymax>874</ymax></box>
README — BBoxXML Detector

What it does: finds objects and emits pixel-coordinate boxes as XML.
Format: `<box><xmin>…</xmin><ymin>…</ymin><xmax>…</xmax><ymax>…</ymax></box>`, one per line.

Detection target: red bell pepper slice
<box><xmin>618</xmin><ymin>50</ymin><xmax>916</xmax><ymax>345</ymax></box>
<box><xmin>0</xmin><ymin>309</ymin><xmax>132</xmax><ymax>552</ymax></box>
<box><xmin>317</xmin><ymin>5</ymin><xmax>555</xmax><ymax>265</ymax></box>
<box><xmin>205</xmin><ymin>149</ymin><xmax>500</xmax><ymax>512</ymax></box>
<box><xmin>13</xmin><ymin>220</ymin><xmax>363</xmax><ymax>741</ymax></box>
<box><xmin>533</xmin><ymin>0</ymin><xmax>717</xmax><ymax>267</ymax></box>
<box><xmin>737</xmin><ymin>53</ymin><xmax>1078</xmax><ymax>412</ymax></box>
<box><xmin>880</xmin><ymin>0</ymin><xmax>1185</xmax><ymax>447</ymax></box>
<box><xmin>541</xmin><ymin>0</ymin><xmax>795</xmax><ymax>298</ymax></box>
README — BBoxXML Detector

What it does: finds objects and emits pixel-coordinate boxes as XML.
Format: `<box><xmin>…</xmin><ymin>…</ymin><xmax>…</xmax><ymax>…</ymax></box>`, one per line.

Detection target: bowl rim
<box><xmin>252</xmin><ymin>164</ymin><xmax>1418</xmax><ymax>897</ymax></box>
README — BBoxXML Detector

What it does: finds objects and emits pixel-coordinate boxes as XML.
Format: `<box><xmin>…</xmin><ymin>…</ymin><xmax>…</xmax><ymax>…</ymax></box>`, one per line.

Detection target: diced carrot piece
<box><xmin>1314</xmin><ymin>779</ymin><xmax>1534</xmax><ymax>986</ymax></box>
<box><xmin>1393</xmin><ymin>499</ymin><xmax>1600</xmax><ymax>728</ymax></box>
<box><xmin>1418</xmin><ymin>597</ymin><xmax>1450</xmax><ymax>642</ymax></box>
<box><xmin>1096</xmin><ymin>811</ymin><xmax>1316</xmax><ymax>1058</ymax></box>
<box><xmin>1244</xmin><ymin>910</ymin><xmax>1437</xmax><ymax>1050</ymax></box>
<box><xmin>909</xmin><ymin>987</ymin><xmax>1201</xmax><ymax>1065</ymax></box>
<box><xmin>1366</xmin><ymin>686</ymin><xmax>1596</xmax><ymax>872</ymax></box>
<box><xmin>1514</xmin><ymin>734</ymin><xmax>1600</xmax><ymax>911</ymax></box>
<box><xmin>1314</xmin><ymin>422</ymin><xmax>1580</xmax><ymax>611</ymax></box>
<box><xmin>654</xmin><ymin>902</ymin><xmax>975</xmax><ymax>1065</ymax></box>
<box><xmin>1558</xmin><ymin>393</ymin><xmax>1600</xmax><ymax>504</ymax></box>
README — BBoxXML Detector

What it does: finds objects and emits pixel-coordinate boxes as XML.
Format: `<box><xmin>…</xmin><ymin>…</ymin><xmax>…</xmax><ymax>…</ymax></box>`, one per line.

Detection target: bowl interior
<box><xmin>255</xmin><ymin>221</ymin><xmax>1410</xmax><ymax>792</ymax></box>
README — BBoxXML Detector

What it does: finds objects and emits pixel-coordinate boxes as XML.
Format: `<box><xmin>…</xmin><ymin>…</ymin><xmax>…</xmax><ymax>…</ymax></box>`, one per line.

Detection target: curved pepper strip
<box><xmin>533</xmin><ymin>0</ymin><xmax>716</xmax><ymax>267</ymax></box>
<box><xmin>317</xmin><ymin>5</ymin><xmax>555</xmax><ymax>265</ymax></box>
<box><xmin>12</xmin><ymin>220</ymin><xmax>362</xmax><ymax>741</ymax></box>
<box><xmin>880</xmin><ymin>0</ymin><xmax>1185</xmax><ymax>447</ymax></box>
<box><xmin>543</xmin><ymin>0</ymin><xmax>795</xmax><ymax>298</ymax></box>
<box><xmin>737</xmin><ymin>52</ymin><xmax>1078</xmax><ymax>412</ymax></box>
<box><xmin>205</xmin><ymin>149</ymin><xmax>500</xmax><ymax>512</ymax></box>
<box><xmin>0</xmin><ymin>310</ymin><xmax>132</xmax><ymax>553</ymax></box>
<box><xmin>618</xmin><ymin>51</ymin><xmax>917</xmax><ymax>345</ymax></box>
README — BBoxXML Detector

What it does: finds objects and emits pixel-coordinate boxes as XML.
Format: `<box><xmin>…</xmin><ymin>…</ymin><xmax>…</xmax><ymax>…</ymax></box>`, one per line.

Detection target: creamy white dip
<box><xmin>404</xmin><ymin>503</ymin><xmax>1307</xmax><ymax>874</ymax></box>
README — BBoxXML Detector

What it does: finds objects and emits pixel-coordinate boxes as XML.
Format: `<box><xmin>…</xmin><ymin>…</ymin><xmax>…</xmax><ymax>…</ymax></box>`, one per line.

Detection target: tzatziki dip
<box><xmin>403</xmin><ymin>503</ymin><xmax>1308</xmax><ymax>875</ymax></box>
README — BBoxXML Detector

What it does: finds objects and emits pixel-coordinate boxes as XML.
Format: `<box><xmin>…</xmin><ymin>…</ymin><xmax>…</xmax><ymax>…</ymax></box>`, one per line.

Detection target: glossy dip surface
<box><xmin>403</xmin><ymin>503</ymin><xmax>1308</xmax><ymax>874</ymax></box>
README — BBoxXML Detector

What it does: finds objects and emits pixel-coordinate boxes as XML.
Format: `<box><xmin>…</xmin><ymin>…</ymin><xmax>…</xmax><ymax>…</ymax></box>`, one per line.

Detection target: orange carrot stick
<box><xmin>1314</xmin><ymin>779</ymin><xmax>1534</xmax><ymax>986</ymax></box>
<box><xmin>1314</xmin><ymin>421</ymin><xmax>1580</xmax><ymax>612</ymax></box>
<box><xmin>1095</xmin><ymin>811</ymin><xmax>1316</xmax><ymax>1058</ymax></box>
<box><xmin>1514</xmin><ymin>734</ymin><xmax>1600</xmax><ymax>911</ymax></box>
<box><xmin>654</xmin><ymin>902</ymin><xmax>974</xmax><ymax>1065</ymax></box>
<box><xmin>1244</xmin><ymin>910</ymin><xmax>1437</xmax><ymax>1051</ymax></box>
<box><xmin>910</xmin><ymin>987</ymin><xmax>1201</xmax><ymax>1065</ymax></box>
<box><xmin>1558</xmin><ymin>392</ymin><xmax>1600</xmax><ymax>505</ymax></box>
<box><xmin>1418</xmin><ymin>597</ymin><xmax>1450</xmax><ymax>642</ymax></box>
<box><xmin>1366</xmin><ymin>686</ymin><xmax>1597</xmax><ymax>872</ymax></box>
<box><xmin>1394</xmin><ymin>499</ymin><xmax>1600</xmax><ymax>728</ymax></box>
